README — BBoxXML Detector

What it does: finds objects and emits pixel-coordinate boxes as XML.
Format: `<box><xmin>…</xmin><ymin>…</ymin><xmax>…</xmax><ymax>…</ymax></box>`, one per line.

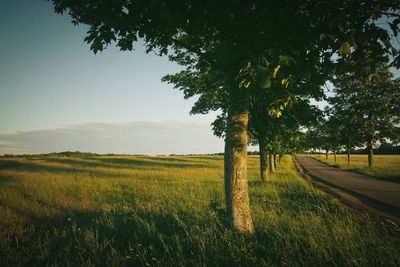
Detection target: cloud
<box><xmin>0</xmin><ymin>120</ymin><xmax>224</xmax><ymax>155</ymax></box>
<box><xmin>0</xmin><ymin>140</ymin><xmax>33</xmax><ymax>155</ymax></box>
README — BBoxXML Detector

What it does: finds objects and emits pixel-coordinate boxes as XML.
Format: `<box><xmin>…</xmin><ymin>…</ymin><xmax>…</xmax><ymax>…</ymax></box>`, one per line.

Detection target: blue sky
<box><xmin>0</xmin><ymin>0</ymin><xmax>222</xmax><ymax>155</ymax></box>
<box><xmin>1</xmin><ymin>2</ymin><xmax>397</xmax><ymax>155</ymax></box>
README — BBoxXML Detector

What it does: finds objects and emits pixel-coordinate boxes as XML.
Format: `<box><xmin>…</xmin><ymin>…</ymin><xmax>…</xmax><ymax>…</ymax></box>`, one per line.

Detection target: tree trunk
<box><xmin>273</xmin><ymin>153</ymin><xmax>277</xmax><ymax>169</ymax></box>
<box><xmin>278</xmin><ymin>151</ymin><xmax>283</xmax><ymax>164</ymax></box>
<box><xmin>325</xmin><ymin>149</ymin><xmax>328</xmax><ymax>160</ymax></box>
<box><xmin>333</xmin><ymin>150</ymin><xmax>337</xmax><ymax>163</ymax></box>
<box><xmin>268</xmin><ymin>151</ymin><xmax>275</xmax><ymax>173</ymax></box>
<box><xmin>259</xmin><ymin>140</ymin><xmax>268</xmax><ymax>182</ymax></box>
<box><xmin>367</xmin><ymin>140</ymin><xmax>374</xmax><ymax>168</ymax></box>
<box><xmin>347</xmin><ymin>147</ymin><xmax>351</xmax><ymax>166</ymax></box>
<box><xmin>224</xmin><ymin>81</ymin><xmax>254</xmax><ymax>233</ymax></box>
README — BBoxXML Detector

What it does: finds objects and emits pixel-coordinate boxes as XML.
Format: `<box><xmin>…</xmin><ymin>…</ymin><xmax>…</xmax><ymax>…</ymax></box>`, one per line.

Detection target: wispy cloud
<box><xmin>0</xmin><ymin>120</ymin><xmax>224</xmax><ymax>155</ymax></box>
<box><xmin>0</xmin><ymin>140</ymin><xmax>32</xmax><ymax>155</ymax></box>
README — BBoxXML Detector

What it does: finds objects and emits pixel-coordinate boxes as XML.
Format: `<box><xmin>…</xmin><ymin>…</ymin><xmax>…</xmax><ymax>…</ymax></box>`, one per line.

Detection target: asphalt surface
<box><xmin>295</xmin><ymin>156</ymin><xmax>400</xmax><ymax>210</ymax></box>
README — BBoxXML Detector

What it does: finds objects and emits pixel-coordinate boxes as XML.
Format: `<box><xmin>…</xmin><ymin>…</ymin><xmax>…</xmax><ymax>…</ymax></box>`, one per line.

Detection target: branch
<box><xmin>382</xmin><ymin>12</ymin><xmax>400</xmax><ymax>18</ymax></box>
<box><xmin>171</xmin><ymin>37</ymin><xmax>204</xmax><ymax>57</ymax></box>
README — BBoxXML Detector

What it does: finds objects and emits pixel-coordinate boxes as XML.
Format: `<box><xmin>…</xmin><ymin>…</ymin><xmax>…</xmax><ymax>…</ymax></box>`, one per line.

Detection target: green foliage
<box><xmin>1</xmin><ymin>155</ymin><xmax>400</xmax><ymax>266</ymax></box>
<box><xmin>330</xmin><ymin>62</ymin><xmax>400</xmax><ymax>149</ymax></box>
<box><xmin>338</xmin><ymin>41</ymin><xmax>352</xmax><ymax>56</ymax></box>
<box><xmin>248</xmin><ymin>88</ymin><xmax>322</xmax><ymax>156</ymax></box>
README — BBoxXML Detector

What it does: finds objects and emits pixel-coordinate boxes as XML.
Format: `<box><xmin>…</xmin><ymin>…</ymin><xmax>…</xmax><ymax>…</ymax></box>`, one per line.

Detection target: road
<box><xmin>294</xmin><ymin>156</ymin><xmax>400</xmax><ymax>218</ymax></box>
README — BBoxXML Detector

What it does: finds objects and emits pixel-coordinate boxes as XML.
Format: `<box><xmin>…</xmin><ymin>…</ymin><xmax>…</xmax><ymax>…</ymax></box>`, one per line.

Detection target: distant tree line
<box><xmin>0</xmin><ymin>151</ymin><xmax>149</xmax><ymax>158</ymax></box>
<box><xmin>306</xmin><ymin>144</ymin><xmax>400</xmax><ymax>155</ymax></box>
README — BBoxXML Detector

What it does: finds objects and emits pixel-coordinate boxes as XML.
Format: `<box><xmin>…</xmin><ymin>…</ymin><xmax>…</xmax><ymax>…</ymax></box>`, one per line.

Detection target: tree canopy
<box><xmin>330</xmin><ymin>62</ymin><xmax>400</xmax><ymax>166</ymax></box>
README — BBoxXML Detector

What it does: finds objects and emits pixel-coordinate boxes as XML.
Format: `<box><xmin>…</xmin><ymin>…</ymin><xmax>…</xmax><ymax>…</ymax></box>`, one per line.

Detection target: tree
<box><xmin>331</xmin><ymin>63</ymin><xmax>400</xmax><ymax>167</ymax></box>
<box><xmin>302</xmin><ymin>116</ymin><xmax>331</xmax><ymax>158</ymax></box>
<box><xmin>249</xmin><ymin>94</ymin><xmax>321</xmax><ymax>180</ymax></box>
<box><xmin>327</xmin><ymin>100</ymin><xmax>364</xmax><ymax>165</ymax></box>
<box><xmin>50</xmin><ymin>0</ymin><xmax>400</xmax><ymax>233</ymax></box>
<box><xmin>324</xmin><ymin>115</ymin><xmax>343</xmax><ymax>162</ymax></box>
<box><xmin>318</xmin><ymin>118</ymin><xmax>331</xmax><ymax>159</ymax></box>
<box><xmin>171</xmin><ymin>46</ymin><xmax>323</xmax><ymax>179</ymax></box>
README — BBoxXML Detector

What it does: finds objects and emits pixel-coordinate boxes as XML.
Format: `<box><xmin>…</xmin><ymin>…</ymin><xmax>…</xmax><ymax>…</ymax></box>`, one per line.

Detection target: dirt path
<box><xmin>294</xmin><ymin>156</ymin><xmax>400</xmax><ymax>219</ymax></box>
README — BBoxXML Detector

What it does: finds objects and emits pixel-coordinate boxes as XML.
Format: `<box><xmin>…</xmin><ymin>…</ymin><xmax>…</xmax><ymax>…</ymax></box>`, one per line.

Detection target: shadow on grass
<box><xmin>183</xmin><ymin>156</ymin><xmax>224</xmax><ymax>161</ymax></box>
<box><xmin>95</xmin><ymin>157</ymin><xmax>212</xmax><ymax>169</ymax></box>
<box><xmin>138</xmin><ymin>156</ymin><xmax>208</xmax><ymax>163</ymax></box>
<box><xmin>2</xmin><ymin>200</ymin><xmax>228</xmax><ymax>267</ymax></box>
<box><xmin>0</xmin><ymin>174</ymin><xmax>13</xmax><ymax>184</ymax></box>
<box><xmin>0</xmin><ymin>159</ymin><xmax>121</xmax><ymax>178</ymax></box>
<box><xmin>2</xmin><ymin>192</ymin><xmax>399</xmax><ymax>267</ymax></box>
<box><xmin>0</xmin><ymin>159</ymin><xmax>31</xmax><ymax>170</ymax></box>
<box><xmin>0</xmin><ymin>157</ymin><xmax>220</xmax><ymax>191</ymax></box>
<box><xmin>0</xmin><ymin>157</ymin><xmax>214</xmax><ymax>181</ymax></box>
<box><xmin>43</xmin><ymin>157</ymin><xmax>212</xmax><ymax>170</ymax></box>
<box><xmin>248</xmin><ymin>180</ymin><xmax>269</xmax><ymax>187</ymax></box>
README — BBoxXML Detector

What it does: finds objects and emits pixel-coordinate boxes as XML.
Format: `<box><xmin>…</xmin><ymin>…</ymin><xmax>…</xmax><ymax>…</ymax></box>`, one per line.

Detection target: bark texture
<box><xmin>273</xmin><ymin>154</ymin><xmax>277</xmax><ymax>168</ymax></box>
<box><xmin>259</xmin><ymin>141</ymin><xmax>268</xmax><ymax>182</ymax></box>
<box><xmin>333</xmin><ymin>150</ymin><xmax>337</xmax><ymax>163</ymax></box>
<box><xmin>224</xmin><ymin>82</ymin><xmax>254</xmax><ymax>233</ymax></box>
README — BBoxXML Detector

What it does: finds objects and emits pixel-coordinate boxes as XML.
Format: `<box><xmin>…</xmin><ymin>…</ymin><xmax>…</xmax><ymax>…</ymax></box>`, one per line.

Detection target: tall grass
<box><xmin>312</xmin><ymin>154</ymin><xmax>400</xmax><ymax>182</ymax></box>
<box><xmin>0</xmin><ymin>155</ymin><xmax>399</xmax><ymax>266</ymax></box>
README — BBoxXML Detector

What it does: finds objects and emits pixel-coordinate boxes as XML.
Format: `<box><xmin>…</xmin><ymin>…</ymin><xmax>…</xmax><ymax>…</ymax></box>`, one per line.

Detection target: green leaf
<box><xmin>338</xmin><ymin>41</ymin><xmax>351</xmax><ymax>55</ymax></box>
<box><xmin>239</xmin><ymin>79</ymin><xmax>252</xmax><ymax>89</ymax></box>
<box><xmin>268</xmin><ymin>109</ymin><xmax>282</xmax><ymax>118</ymax></box>
<box><xmin>346</xmin><ymin>34</ymin><xmax>356</xmax><ymax>48</ymax></box>
<box><xmin>258</xmin><ymin>56</ymin><xmax>269</xmax><ymax>66</ymax></box>
<box><xmin>281</xmin><ymin>78</ymin><xmax>289</xmax><ymax>88</ymax></box>
<box><xmin>259</xmin><ymin>76</ymin><xmax>272</xmax><ymax>89</ymax></box>
<box><xmin>278</xmin><ymin>55</ymin><xmax>296</xmax><ymax>66</ymax></box>
<box><xmin>338</xmin><ymin>22</ymin><xmax>345</xmax><ymax>32</ymax></box>
<box><xmin>273</xmin><ymin>65</ymin><xmax>281</xmax><ymax>78</ymax></box>
<box><xmin>255</xmin><ymin>66</ymin><xmax>272</xmax><ymax>89</ymax></box>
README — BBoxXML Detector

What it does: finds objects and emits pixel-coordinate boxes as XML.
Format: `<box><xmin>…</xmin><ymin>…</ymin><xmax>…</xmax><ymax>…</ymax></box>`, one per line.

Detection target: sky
<box><xmin>0</xmin><ymin>0</ymin><xmax>223</xmax><ymax>155</ymax></box>
<box><xmin>1</xmin><ymin>2</ymin><xmax>397</xmax><ymax>155</ymax></box>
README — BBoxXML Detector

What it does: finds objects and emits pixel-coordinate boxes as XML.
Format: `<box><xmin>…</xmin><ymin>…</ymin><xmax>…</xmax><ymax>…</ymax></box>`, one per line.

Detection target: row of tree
<box><xmin>304</xmin><ymin>63</ymin><xmax>400</xmax><ymax>167</ymax></box>
<box><xmin>50</xmin><ymin>0</ymin><xmax>400</xmax><ymax>233</ymax></box>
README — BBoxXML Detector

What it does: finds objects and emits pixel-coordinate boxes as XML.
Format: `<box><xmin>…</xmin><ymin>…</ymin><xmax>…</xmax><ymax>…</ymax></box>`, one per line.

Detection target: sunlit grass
<box><xmin>0</xmin><ymin>155</ymin><xmax>399</xmax><ymax>266</ymax></box>
<box><xmin>311</xmin><ymin>154</ymin><xmax>400</xmax><ymax>182</ymax></box>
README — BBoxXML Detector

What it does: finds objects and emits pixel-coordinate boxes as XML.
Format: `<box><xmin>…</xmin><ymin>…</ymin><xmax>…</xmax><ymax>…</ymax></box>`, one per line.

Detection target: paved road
<box><xmin>295</xmin><ymin>156</ymin><xmax>400</xmax><ymax>211</ymax></box>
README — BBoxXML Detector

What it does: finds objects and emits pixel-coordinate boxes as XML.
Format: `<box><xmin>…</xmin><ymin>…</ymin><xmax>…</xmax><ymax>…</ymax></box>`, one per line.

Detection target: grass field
<box><xmin>0</xmin><ymin>155</ymin><xmax>399</xmax><ymax>266</ymax></box>
<box><xmin>311</xmin><ymin>154</ymin><xmax>400</xmax><ymax>183</ymax></box>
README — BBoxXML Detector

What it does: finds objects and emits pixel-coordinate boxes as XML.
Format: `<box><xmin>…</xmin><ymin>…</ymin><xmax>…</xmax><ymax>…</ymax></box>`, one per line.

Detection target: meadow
<box><xmin>311</xmin><ymin>154</ymin><xmax>400</xmax><ymax>183</ymax></box>
<box><xmin>0</xmin><ymin>154</ymin><xmax>399</xmax><ymax>266</ymax></box>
